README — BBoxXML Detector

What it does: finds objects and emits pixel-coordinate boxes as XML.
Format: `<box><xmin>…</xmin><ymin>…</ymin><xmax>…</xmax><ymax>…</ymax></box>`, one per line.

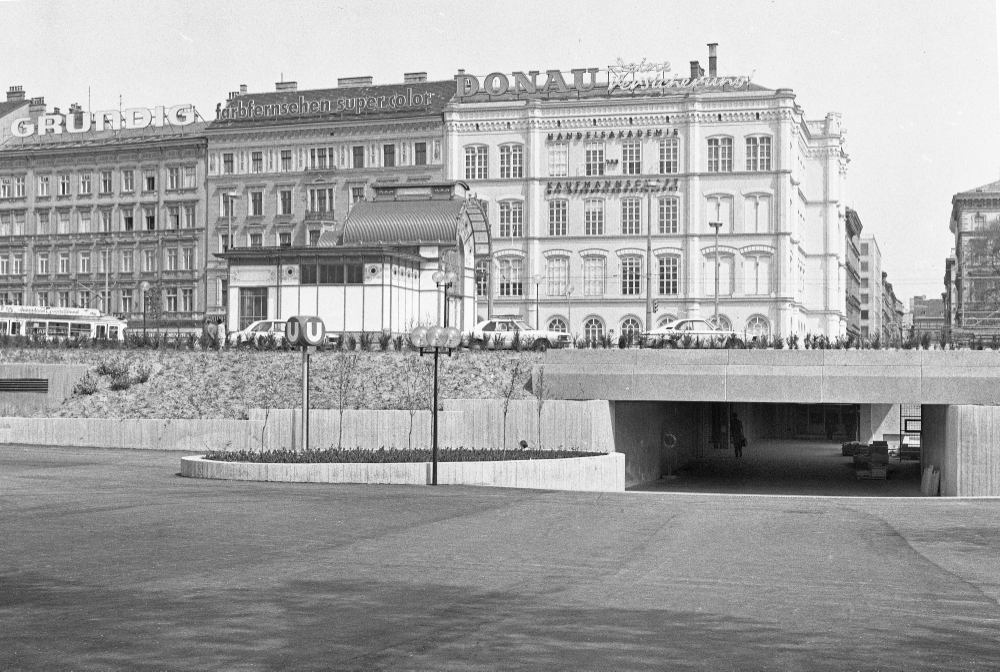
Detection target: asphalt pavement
<box><xmin>2</xmin><ymin>445</ymin><xmax>999</xmax><ymax>671</ymax></box>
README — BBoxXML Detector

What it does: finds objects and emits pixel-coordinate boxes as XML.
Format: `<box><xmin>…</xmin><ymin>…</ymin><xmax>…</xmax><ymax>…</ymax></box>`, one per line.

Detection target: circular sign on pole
<box><xmin>285</xmin><ymin>316</ymin><xmax>326</xmax><ymax>347</ymax></box>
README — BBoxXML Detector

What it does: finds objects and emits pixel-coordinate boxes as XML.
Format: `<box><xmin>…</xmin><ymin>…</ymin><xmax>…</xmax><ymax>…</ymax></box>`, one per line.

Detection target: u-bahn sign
<box><xmin>285</xmin><ymin>316</ymin><xmax>325</xmax><ymax>347</ymax></box>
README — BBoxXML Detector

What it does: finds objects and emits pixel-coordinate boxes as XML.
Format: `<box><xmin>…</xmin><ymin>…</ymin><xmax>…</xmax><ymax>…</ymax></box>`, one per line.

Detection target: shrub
<box><xmin>920</xmin><ymin>332</ymin><xmax>932</xmax><ymax>350</ymax></box>
<box><xmin>73</xmin><ymin>372</ymin><xmax>99</xmax><ymax>396</ymax></box>
<box><xmin>96</xmin><ymin>356</ymin><xmax>129</xmax><ymax>378</ymax></box>
<box><xmin>392</xmin><ymin>335</ymin><xmax>404</xmax><ymax>352</ymax></box>
<box><xmin>377</xmin><ymin>331</ymin><xmax>392</xmax><ymax>352</ymax></box>
<box><xmin>134</xmin><ymin>363</ymin><xmax>153</xmax><ymax>384</ymax></box>
<box><xmin>491</xmin><ymin>333</ymin><xmax>503</xmax><ymax>350</ymax></box>
<box><xmin>510</xmin><ymin>330</ymin><xmax>523</xmax><ymax>352</ymax></box>
<box><xmin>359</xmin><ymin>331</ymin><xmax>374</xmax><ymax>351</ymax></box>
<box><xmin>344</xmin><ymin>333</ymin><xmax>358</xmax><ymax>351</ymax></box>
<box><xmin>787</xmin><ymin>334</ymin><xmax>800</xmax><ymax>350</ymax></box>
<box><xmin>109</xmin><ymin>374</ymin><xmax>132</xmax><ymax>391</ymax></box>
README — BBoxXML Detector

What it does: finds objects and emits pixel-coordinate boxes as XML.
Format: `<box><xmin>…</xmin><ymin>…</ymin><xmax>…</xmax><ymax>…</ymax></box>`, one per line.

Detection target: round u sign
<box><xmin>285</xmin><ymin>316</ymin><xmax>325</xmax><ymax>347</ymax></box>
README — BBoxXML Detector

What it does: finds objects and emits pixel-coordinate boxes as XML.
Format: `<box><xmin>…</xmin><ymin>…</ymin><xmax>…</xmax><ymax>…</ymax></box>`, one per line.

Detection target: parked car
<box><xmin>230</xmin><ymin>320</ymin><xmax>288</xmax><ymax>344</ymax></box>
<box><xmin>642</xmin><ymin>318</ymin><xmax>738</xmax><ymax>342</ymax></box>
<box><xmin>472</xmin><ymin>318</ymin><xmax>572</xmax><ymax>350</ymax></box>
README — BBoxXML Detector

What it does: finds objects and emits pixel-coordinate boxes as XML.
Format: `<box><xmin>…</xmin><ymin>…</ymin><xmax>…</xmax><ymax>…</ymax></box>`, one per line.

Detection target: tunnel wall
<box><xmin>922</xmin><ymin>405</ymin><xmax>1000</xmax><ymax>497</ymax></box>
<box><xmin>610</xmin><ymin>401</ymin><xmax>708</xmax><ymax>487</ymax></box>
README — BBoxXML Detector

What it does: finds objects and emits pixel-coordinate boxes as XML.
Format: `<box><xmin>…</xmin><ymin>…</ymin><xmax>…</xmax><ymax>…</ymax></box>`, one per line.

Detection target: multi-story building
<box><xmin>910</xmin><ymin>294</ymin><xmax>946</xmax><ymax>341</ymax></box>
<box><xmin>859</xmin><ymin>235</ymin><xmax>883</xmax><ymax>338</ymax></box>
<box><xmin>948</xmin><ymin>179</ymin><xmax>1000</xmax><ymax>337</ymax></box>
<box><xmin>444</xmin><ymin>45</ymin><xmax>851</xmax><ymax>340</ymax></box>
<box><xmin>205</xmin><ymin>75</ymin><xmax>453</xmax><ymax>327</ymax></box>
<box><xmin>0</xmin><ymin>100</ymin><xmax>208</xmax><ymax>325</ymax></box>
<box><xmin>844</xmin><ymin>207</ymin><xmax>864</xmax><ymax>337</ymax></box>
<box><xmin>0</xmin><ymin>86</ymin><xmax>32</xmax><ymax>148</ymax></box>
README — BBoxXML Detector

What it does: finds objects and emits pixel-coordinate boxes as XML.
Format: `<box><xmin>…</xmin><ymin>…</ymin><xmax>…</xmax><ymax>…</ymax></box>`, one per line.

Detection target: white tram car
<box><xmin>0</xmin><ymin>305</ymin><xmax>129</xmax><ymax>341</ymax></box>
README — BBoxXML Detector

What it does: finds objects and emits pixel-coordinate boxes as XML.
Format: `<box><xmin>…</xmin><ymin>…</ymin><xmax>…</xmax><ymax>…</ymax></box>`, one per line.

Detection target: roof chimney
<box><xmin>404</xmin><ymin>72</ymin><xmax>427</xmax><ymax>84</ymax></box>
<box><xmin>690</xmin><ymin>61</ymin><xmax>704</xmax><ymax>79</ymax></box>
<box><xmin>240</xmin><ymin>84</ymin><xmax>247</xmax><ymax>94</ymax></box>
<box><xmin>338</xmin><ymin>76</ymin><xmax>373</xmax><ymax>88</ymax></box>
<box><xmin>707</xmin><ymin>43</ymin><xmax>718</xmax><ymax>77</ymax></box>
<box><xmin>6</xmin><ymin>85</ymin><xmax>25</xmax><ymax>102</ymax></box>
<box><xmin>28</xmin><ymin>97</ymin><xmax>45</xmax><ymax>115</ymax></box>
<box><xmin>275</xmin><ymin>81</ymin><xmax>298</xmax><ymax>92</ymax></box>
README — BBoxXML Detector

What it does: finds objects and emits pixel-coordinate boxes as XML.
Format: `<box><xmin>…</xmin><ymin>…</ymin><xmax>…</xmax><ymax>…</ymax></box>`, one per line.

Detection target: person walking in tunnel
<box><xmin>731</xmin><ymin>412</ymin><xmax>746</xmax><ymax>458</ymax></box>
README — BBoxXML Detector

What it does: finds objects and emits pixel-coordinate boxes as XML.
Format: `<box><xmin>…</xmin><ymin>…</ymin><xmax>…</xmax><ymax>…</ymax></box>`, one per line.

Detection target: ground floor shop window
<box><xmin>239</xmin><ymin>287</ymin><xmax>267</xmax><ymax>330</ymax></box>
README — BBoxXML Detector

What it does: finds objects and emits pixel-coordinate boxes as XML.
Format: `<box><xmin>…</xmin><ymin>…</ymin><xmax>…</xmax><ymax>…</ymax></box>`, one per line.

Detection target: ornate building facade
<box><xmin>947</xmin><ymin>179</ymin><xmax>1000</xmax><ymax>337</ymax></box>
<box><xmin>444</xmin><ymin>48</ymin><xmax>850</xmax><ymax>340</ymax></box>
<box><xmin>0</xmin><ymin>101</ymin><xmax>208</xmax><ymax>326</ymax></box>
<box><xmin>205</xmin><ymin>75</ymin><xmax>453</xmax><ymax>328</ymax></box>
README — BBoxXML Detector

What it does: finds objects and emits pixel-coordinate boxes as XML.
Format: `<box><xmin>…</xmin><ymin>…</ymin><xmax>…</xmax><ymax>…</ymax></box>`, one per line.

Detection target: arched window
<box><xmin>708</xmin><ymin>314</ymin><xmax>733</xmax><ymax>331</ymax></box>
<box><xmin>620</xmin><ymin>317</ymin><xmax>642</xmax><ymax>336</ymax></box>
<box><xmin>584</xmin><ymin>317</ymin><xmax>605</xmax><ymax>341</ymax></box>
<box><xmin>746</xmin><ymin>315</ymin><xmax>770</xmax><ymax>338</ymax></box>
<box><xmin>548</xmin><ymin>317</ymin><xmax>568</xmax><ymax>333</ymax></box>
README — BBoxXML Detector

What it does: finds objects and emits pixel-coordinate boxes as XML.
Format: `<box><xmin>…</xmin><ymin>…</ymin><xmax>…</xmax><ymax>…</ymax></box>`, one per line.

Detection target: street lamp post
<box><xmin>139</xmin><ymin>280</ymin><xmax>151</xmax><ymax>338</ymax></box>
<box><xmin>410</xmin><ymin>325</ymin><xmax>462</xmax><ymax>485</ymax></box>
<box><xmin>432</xmin><ymin>269</ymin><xmax>458</xmax><ymax>327</ymax></box>
<box><xmin>225</xmin><ymin>193</ymin><xmax>240</xmax><ymax>335</ymax></box>
<box><xmin>532</xmin><ymin>274</ymin><xmax>543</xmax><ymax>328</ymax></box>
<box><xmin>709</xmin><ymin>221</ymin><xmax>723</xmax><ymax>327</ymax></box>
<box><xmin>566</xmin><ymin>284</ymin><xmax>574</xmax><ymax>346</ymax></box>
<box><xmin>645</xmin><ymin>180</ymin><xmax>661</xmax><ymax>332</ymax></box>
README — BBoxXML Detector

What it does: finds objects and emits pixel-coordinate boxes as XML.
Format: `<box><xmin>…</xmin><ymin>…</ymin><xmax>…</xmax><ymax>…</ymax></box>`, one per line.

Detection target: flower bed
<box><xmin>202</xmin><ymin>446</ymin><xmax>602</xmax><ymax>463</ymax></box>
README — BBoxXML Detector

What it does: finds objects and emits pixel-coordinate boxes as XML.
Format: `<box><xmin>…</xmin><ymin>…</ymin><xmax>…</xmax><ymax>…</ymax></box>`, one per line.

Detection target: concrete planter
<box><xmin>180</xmin><ymin>453</ymin><xmax>625</xmax><ymax>492</ymax></box>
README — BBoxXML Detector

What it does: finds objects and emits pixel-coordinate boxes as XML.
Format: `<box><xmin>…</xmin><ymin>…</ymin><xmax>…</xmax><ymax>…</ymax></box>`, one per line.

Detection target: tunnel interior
<box><xmin>617</xmin><ymin>401</ymin><xmax>924</xmax><ymax>496</ymax></box>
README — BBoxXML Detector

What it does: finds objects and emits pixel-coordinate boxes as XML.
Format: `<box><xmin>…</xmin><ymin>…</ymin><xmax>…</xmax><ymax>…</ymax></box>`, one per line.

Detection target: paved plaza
<box><xmin>2</xmin><ymin>445</ymin><xmax>999</xmax><ymax>671</ymax></box>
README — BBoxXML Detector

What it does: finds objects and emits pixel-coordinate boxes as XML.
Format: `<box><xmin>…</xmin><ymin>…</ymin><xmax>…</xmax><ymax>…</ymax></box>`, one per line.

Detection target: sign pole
<box><xmin>301</xmin><ymin>345</ymin><xmax>309</xmax><ymax>452</ymax></box>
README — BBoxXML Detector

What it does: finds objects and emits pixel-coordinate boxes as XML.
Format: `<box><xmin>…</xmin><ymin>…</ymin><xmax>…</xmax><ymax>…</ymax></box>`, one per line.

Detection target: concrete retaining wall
<box><xmin>0</xmin><ymin>417</ymin><xmax>259</xmax><ymax>451</ymax></box>
<box><xmin>0</xmin><ymin>364</ymin><xmax>89</xmax><ymax>414</ymax></box>
<box><xmin>180</xmin><ymin>453</ymin><xmax>625</xmax><ymax>492</ymax></box>
<box><xmin>922</xmin><ymin>405</ymin><xmax>1000</xmax><ymax>497</ymax></box>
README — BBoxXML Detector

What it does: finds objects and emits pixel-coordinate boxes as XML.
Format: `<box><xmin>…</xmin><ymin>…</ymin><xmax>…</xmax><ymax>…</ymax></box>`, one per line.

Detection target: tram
<box><xmin>0</xmin><ymin>305</ymin><xmax>129</xmax><ymax>341</ymax></box>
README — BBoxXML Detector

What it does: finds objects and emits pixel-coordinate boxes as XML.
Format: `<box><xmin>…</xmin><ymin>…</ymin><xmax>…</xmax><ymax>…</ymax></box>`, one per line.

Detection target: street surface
<box><xmin>1</xmin><ymin>445</ymin><xmax>999</xmax><ymax>671</ymax></box>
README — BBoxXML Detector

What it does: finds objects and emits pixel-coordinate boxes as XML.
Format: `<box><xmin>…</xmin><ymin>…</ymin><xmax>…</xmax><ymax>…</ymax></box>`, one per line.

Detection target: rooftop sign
<box><xmin>455</xmin><ymin>60</ymin><xmax>751</xmax><ymax>98</ymax></box>
<box><xmin>10</xmin><ymin>105</ymin><xmax>198</xmax><ymax>137</ymax></box>
<box><xmin>216</xmin><ymin>87</ymin><xmax>438</xmax><ymax>121</ymax></box>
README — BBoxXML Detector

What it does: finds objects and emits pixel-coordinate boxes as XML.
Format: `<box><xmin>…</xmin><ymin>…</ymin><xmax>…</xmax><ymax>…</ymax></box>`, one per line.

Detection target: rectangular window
<box><xmin>251</xmin><ymin>151</ymin><xmax>263</xmax><ymax>174</ymax></box>
<box><xmin>57</xmin><ymin>212</ymin><xmax>70</xmax><ymax>234</ymax></box>
<box><xmin>143</xmin><ymin>249</ymin><xmax>155</xmax><ymax>272</ymax></box>
<box><xmin>15</xmin><ymin>176</ymin><xmax>25</xmax><ymax>197</ymax></box>
<box><xmin>121</xmin><ymin>289</ymin><xmax>133</xmax><ymax>314</ymax></box>
<box><xmin>622</xmin><ymin>141</ymin><xmax>641</xmax><ymax>175</ymax></box>
<box><xmin>746</xmin><ymin>136</ymin><xmax>772</xmax><ymax>171</ymax></box>
<box><xmin>499</xmin><ymin>145</ymin><xmax>523</xmax><ymax>179</ymax></box>
<box><xmin>279</xmin><ymin>232</ymin><xmax>291</xmax><ymax>247</ymax></box>
<box><xmin>144</xmin><ymin>171</ymin><xmax>156</xmax><ymax>192</ymax></box>
<box><xmin>38</xmin><ymin>175</ymin><xmax>50</xmax><ymax>197</ymax></box>
<box><xmin>498</xmin><ymin>202</ymin><xmax>523</xmax><ymax>238</ymax></box>
<box><xmin>548</xmin><ymin>200</ymin><xmax>567</xmax><ymax>236</ymax></box>
<box><xmin>37</xmin><ymin>212</ymin><xmax>49</xmax><ymax>234</ymax></box>
<box><xmin>861</xmin><ymin>293</ymin><xmax>869</xmax><ymax>305</ymax></box>
<box><xmin>37</xmin><ymin>292</ymin><xmax>49</xmax><ymax>307</ymax></box>
<box><xmin>122</xmin><ymin>170</ymin><xmax>134</xmax><ymax>192</ymax></box>
<box><xmin>100</xmin><ymin>171</ymin><xmax>112</xmax><ymax>194</ymax></box>
<box><xmin>352</xmin><ymin>146</ymin><xmax>364</xmax><ymax>169</ymax></box>
<box><xmin>183</xmin><ymin>205</ymin><xmax>195</xmax><ymax>228</ymax></box>
<box><xmin>250</xmin><ymin>191</ymin><xmax>263</xmax><ymax>216</ymax></box>
<box><xmin>59</xmin><ymin>174</ymin><xmax>71</xmax><ymax>196</ymax></box>
<box><xmin>220</xmin><ymin>279</ymin><xmax>228</xmax><ymax>308</ymax></box>
<box><xmin>182</xmin><ymin>288</ymin><xmax>193</xmax><ymax>312</ymax></box>
<box><xmin>585</xmin><ymin>200</ymin><xmax>604</xmax><ymax>235</ymax></box>
<box><xmin>621</xmin><ymin>257</ymin><xmax>642</xmax><ymax>295</ymax></box>
<box><xmin>78</xmin><ymin>290</ymin><xmax>90</xmax><ymax>308</ymax></box>
<box><xmin>659</xmin><ymin>198</ymin><xmax>678</xmax><ymax>234</ymax></box>
<box><xmin>708</xmin><ymin>137</ymin><xmax>733</xmax><ymax>172</ymax></box>
<box><xmin>165</xmin><ymin>288</ymin><xmax>178</xmax><ymax>313</ymax></box>
<box><xmin>309</xmin><ymin>230</ymin><xmax>320</xmax><ymax>246</ymax></box>
<box><xmin>182</xmin><ymin>247</ymin><xmax>194</xmax><ymax>270</ymax></box>
<box><xmin>0</xmin><ymin>213</ymin><xmax>8</xmax><ymax>236</ymax></box>
<box><xmin>498</xmin><ymin>258</ymin><xmax>523</xmax><ymax>297</ymax></box>
<box><xmin>183</xmin><ymin>166</ymin><xmax>196</xmax><ymax>189</ymax></box>
<box><xmin>239</xmin><ymin>288</ymin><xmax>268</xmax><ymax>330</ymax></box>
<box><xmin>583</xmin><ymin>257</ymin><xmax>605</xmax><ymax>296</ymax></box>
<box><xmin>548</xmin><ymin>143</ymin><xmax>568</xmax><ymax>177</ymax></box>
<box><xmin>99</xmin><ymin>211</ymin><xmax>112</xmax><ymax>232</ymax></box>
<box><xmin>546</xmin><ymin>257</ymin><xmax>568</xmax><ymax>296</ymax></box>
<box><xmin>475</xmin><ymin>260</ymin><xmax>489</xmax><ymax>297</ymax></box>
<box><xmin>280</xmin><ymin>190</ymin><xmax>293</xmax><ymax>215</ymax></box>
<box><xmin>351</xmin><ymin>187</ymin><xmax>365</xmax><ymax>205</ymax></box>
<box><xmin>144</xmin><ymin>207</ymin><xmax>155</xmax><ymax>230</ymax></box>
<box><xmin>861</xmin><ymin>310</ymin><xmax>869</xmax><ymax>320</ymax></box>
<box><xmin>383</xmin><ymin>144</ymin><xmax>395</xmax><ymax>168</ymax></box>
<box><xmin>223</xmin><ymin>153</ymin><xmax>234</xmax><ymax>175</ymax></box>
<box><xmin>311</xmin><ymin>148</ymin><xmax>328</xmax><ymax>170</ymax></box>
<box><xmin>58</xmin><ymin>252</ymin><xmax>69</xmax><ymax>274</ymax></box>
<box><xmin>168</xmin><ymin>205</ymin><xmax>180</xmax><ymax>229</ymax></box>
<box><xmin>309</xmin><ymin>188</ymin><xmax>334</xmax><ymax>213</ymax></box>
<box><xmin>414</xmin><ymin>142</ymin><xmax>427</xmax><ymax>166</ymax></box>
<box><xmin>57</xmin><ymin>291</ymin><xmax>69</xmax><ymax>308</ymax></box>
<box><xmin>168</xmin><ymin>167</ymin><xmax>180</xmax><ymax>190</ymax></box>
<box><xmin>280</xmin><ymin>150</ymin><xmax>292</xmax><ymax>172</ymax></box>
<box><xmin>219</xmin><ymin>234</ymin><xmax>230</xmax><ymax>252</ymax></box>
<box><xmin>78</xmin><ymin>211</ymin><xmax>91</xmax><ymax>233</ymax></box>
<box><xmin>861</xmin><ymin>278</ymin><xmax>869</xmax><ymax>288</ymax></box>
<box><xmin>465</xmin><ymin>146</ymin><xmax>488</xmax><ymax>180</ymax></box>
<box><xmin>861</xmin><ymin>243</ymin><xmax>869</xmax><ymax>255</ymax></box>
<box><xmin>249</xmin><ymin>232</ymin><xmax>263</xmax><ymax>248</ymax></box>
<box><xmin>621</xmin><ymin>198</ymin><xmax>641</xmax><ymax>235</ymax></box>
<box><xmin>79</xmin><ymin>173</ymin><xmax>92</xmax><ymax>195</ymax></box>
<box><xmin>0</xmin><ymin>256</ymin><xmax>8</xmax><ymax>274</ymax></box>
<box><xmin>121</xmin><ymin>251</ymin><xmax>133</xmax><ymax>273</ymax></box>
<box><xmin>99</xmin><ymin>249</ymin><xmax>110</xmax><ymax>273</ymax></box>
<box><xmin>744</xmin><ymin>256</ymin><xmax>771</xmax><ymax>295</ymax></box>
<box><xmin>659</xmin><ymin>137</ymin><xmax>678</xmax><ymax>174</ymax></box>
<box><xmin>585</xmin><ymin>142</ymin><xmax>605</xmax><ymax>176</ymax></box>
<box><xmin>79</xmin><ymin>251</ymin><xmax>91</xmax><ymax>274</ymax></box>
<box><xmin>0</xmin><ymin>177</ymin><xmax>10</xmax><ymax>198</ymax></box>
<box><xmin>37</xmin><ymin>253</ymin><xmax>48</xmax><ymax>275</ymax></box>
<box><xmin>122</xmin><ymin>210</ymin><xmax>134</xmax><ymax>232</ymax></box>
<box><xmin>861</xmin><ymin>261</ymin><xmax>869</xmax><ymax>272</ymax></box>
<box><xmin>166</xmin><ymin>248</ymin><xmax>178</xmax><ymax>271</ymax></box>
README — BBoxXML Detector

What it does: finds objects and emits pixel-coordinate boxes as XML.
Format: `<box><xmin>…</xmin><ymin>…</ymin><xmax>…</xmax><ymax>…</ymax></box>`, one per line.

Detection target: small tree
<box><xmin>332</xmin><ymin>352</ymin><xmax>362</xmax><ymax>449</ymax></box>
<box><xmin>497</xmin><ymin>352</ymin><xmax>526</xmax><ymax>450</ymax></box>
<box><xmin>398</xmin><ymin>354</ymin><xmax>433</xmax><ymax>450</ymax></box>
<box><xmin>535</xmin><ymin>364</ymin><xmax>546</xmax><ymax>450</ymax></box>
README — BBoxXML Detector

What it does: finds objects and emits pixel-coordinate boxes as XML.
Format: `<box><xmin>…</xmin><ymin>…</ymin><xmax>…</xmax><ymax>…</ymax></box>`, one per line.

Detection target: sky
<box><xmin>0</xmin><ymin>0</ymin><xmax>998</xmax><ymax>305</ymax></box>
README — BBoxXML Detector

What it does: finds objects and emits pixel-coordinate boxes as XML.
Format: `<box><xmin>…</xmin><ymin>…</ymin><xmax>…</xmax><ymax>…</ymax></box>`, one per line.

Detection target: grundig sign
<box><xmin>455</xmin><ymin>60</ymin><xmax>751</xmax><ymax>98</ymax></box>
<box><xmin>10</xmin><ymin>105</ymin><xmax>198</xmax><ymax>137</ymax></box>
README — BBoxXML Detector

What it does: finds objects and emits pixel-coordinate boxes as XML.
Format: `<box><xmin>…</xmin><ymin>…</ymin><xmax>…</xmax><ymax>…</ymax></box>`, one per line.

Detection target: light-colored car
<box><xmin>472</xmin><ymin>318</ymin><xmax>572</xmax><ymax>350</ymax></box>
<box><xmin>230</xmin><ymin>320</ymin><xmax>288</xmax><ymax>344</ymax></box>
<box><xmin>642</xmin><ymin>318</ymin><xmax>738</xmax><ymax>341</ymax></box>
